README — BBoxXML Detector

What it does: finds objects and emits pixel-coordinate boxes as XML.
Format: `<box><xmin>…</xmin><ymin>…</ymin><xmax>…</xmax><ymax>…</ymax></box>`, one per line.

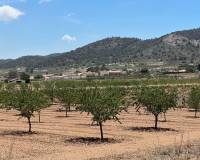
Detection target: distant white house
<box><xmin>43</xmin><ymin>72</ymin><xmax>86</xmax><ymax>80</ymax></box>
<box><xmin>108</xmin><ymin>70</ymin><xmax>123</xmax><ymax>76</ymax></box>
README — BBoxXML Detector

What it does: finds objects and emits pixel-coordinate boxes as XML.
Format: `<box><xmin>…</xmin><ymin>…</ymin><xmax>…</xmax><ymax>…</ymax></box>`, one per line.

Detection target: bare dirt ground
<box><xmin>0</xmin><ymin>105</ymin><xmax>200</xmax><ymax>160</ymax></box>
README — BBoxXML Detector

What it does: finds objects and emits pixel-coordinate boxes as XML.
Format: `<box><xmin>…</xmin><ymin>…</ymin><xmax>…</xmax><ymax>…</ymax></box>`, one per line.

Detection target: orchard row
<box><xmin>0</xmin><ymin>82</ymin><xmax>200</xmax><ymax>141</ymax></box>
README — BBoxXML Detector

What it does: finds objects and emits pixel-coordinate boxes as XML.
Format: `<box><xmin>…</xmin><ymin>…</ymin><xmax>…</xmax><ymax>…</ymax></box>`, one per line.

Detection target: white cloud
<box><xmin>62</xmin><ymin>34</ymin><xmax>77</xmax><ymax>42</ymax></box>
<box><xmin>67</xmin><ymin>13</ymin><xmax>75</xmax><ymax>17</ymax></box>
<box><xmin>39</xmin><ymin>0</ymin><xmax>53</xmax><ymax>4</ymax></box>
<box><xmin>65</xmin><ymin>12</ymin><xmax>81</xmax><ymax>24</ymax></box>
<box><xmin>0</xmin><ymin>5</ymin><xmax>24</xmax><ymax>22</ymax></box>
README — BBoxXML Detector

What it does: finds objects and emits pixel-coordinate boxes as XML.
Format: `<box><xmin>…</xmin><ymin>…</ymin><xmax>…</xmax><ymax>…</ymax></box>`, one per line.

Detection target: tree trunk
<box><xmin>38</xmin><ymin>111</ymin><xmax>41</xmax><ymax>123</ymax></box>
<box><xmin>163</xmin><ymin>112</ymin><xmax>166</xmax><ymax>122</ymax></box>
<box><xmin>51</xmin><ymin>89</ymin><xmax>54</xmax><ymax>104</ymax></box>
<box><xmin>195</xmin><ymin>109</ymin><xmax>198</xmax><ymax>118</ymax></box>
<box><xmin>27</xmin><ymin>117</ymin><xmax>31</xmax><ymax>133</ymax></box>
<box><xmin>99</xmin><ymin>122</ymin><xmax>104</xmax><ymax>141</ymax></box>
<box><xmin>65</xmin><ymin>106</ymin><xmax>68</xmax><ymax>117</ymax></box>
<box><xmin>68</xmin><ymin>103</ymin><xmax>71</xmax><ymax>112</ymax></box>
<box><xmin>154</xmin><ymin>115</ymin><xmax>158</xmax><ymax>129</ymax></box>
<box><xmin>136</xmin><ymin>106</ymin><xmax>141</xmax><ymax>115</ymax></box>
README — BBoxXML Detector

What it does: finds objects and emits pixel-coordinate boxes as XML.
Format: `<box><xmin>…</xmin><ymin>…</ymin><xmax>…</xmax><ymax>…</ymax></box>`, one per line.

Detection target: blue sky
<box><xmin>0</xmin><ymin>0</ymin><xmax>200</xmax><ymax>59</ymax></box>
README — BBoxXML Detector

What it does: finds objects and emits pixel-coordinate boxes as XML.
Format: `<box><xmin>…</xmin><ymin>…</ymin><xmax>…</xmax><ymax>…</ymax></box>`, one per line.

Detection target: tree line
<box><xmin>0</xmin><ymin>82</ymin><xmax>200</xmax><ymax>141</ymax></box>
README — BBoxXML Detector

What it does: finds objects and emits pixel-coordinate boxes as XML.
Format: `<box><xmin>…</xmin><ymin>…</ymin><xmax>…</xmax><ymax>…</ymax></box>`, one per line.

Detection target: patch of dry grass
<box><xmin>0</xmin><ymin>141</ymin><xmax>14</xmax><ymax>160</ymax></box>
<box><xmin>1</xmin><ymin>107</ymin><xmax>200</xmax><ymax>159</ymax></box>
<box><xmin>90</xmin><ymin>139</ymin><xmax>200</xmax><ymax>160</ymax></box>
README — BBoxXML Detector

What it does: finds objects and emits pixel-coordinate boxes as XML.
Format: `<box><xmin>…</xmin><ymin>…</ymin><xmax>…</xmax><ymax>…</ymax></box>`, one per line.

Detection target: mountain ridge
<box><xmin>1</xmin><ymin>28</ymin><xmax>200</xmax><ymax>69</ymax></box>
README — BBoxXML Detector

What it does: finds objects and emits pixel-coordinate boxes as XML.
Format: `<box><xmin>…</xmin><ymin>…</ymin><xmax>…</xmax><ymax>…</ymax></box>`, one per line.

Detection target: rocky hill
<box><xmin>1</xmin><ymin>28</ymin><xmax>200</xmax><ymax>69</ymax></box>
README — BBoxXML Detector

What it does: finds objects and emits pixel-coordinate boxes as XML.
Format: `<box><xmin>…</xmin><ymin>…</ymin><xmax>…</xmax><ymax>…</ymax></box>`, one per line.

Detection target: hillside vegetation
<box><xmin>1</xmin><ymin>28</ymin><xmax>200</xmax><ymax>69</ymax></box>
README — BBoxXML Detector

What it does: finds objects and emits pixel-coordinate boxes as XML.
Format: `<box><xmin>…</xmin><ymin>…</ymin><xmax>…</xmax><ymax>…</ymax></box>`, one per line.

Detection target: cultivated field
<box><xmin>0</xmin><ymin>105</ymin><xmax>200</xmax><ymax>160</ymax></box>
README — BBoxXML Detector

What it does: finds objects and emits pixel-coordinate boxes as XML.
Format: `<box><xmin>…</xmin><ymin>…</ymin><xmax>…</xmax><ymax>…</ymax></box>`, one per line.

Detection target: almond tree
<box><xmin>77</xmin><ymin>87</ymin><xmax>126</xmax><ymax>141</ymax></box>
<box><xmin>136</xmin><ymin>86</ymin><xmax>177</xmax><ymax>129</ymax></box>
<box><xmin>188</xmin><ymin>87</ymin><xmax>200</xmax><ymax>118</ymax></box>
<box><xmin>55</xmin><ymin>87</ymin><xmax>77</xmax><ymax>117</ymax></box>
<box><xmin>43</xmin><ymin>81</ymin><xmax>56</xmax><ymax>104</ymax></box>
<box><xmin>0</xmin><ymin>90</ymin><xmax>7</xmax><ymax>109</ymax></box>
<box><xmin>0</xmin><ymin>83</ymin><xmax>4</xmax><ymax>106</ymax></box>
<box><xmin>8</xmin><ymin>85</ymin><xmax>50</xmax><ymax>132</ymax></box>
<box><xmin>32</xmin><ymin>82</ymin><xmax>42</xmax><ymax>91</ymax></box>
<box><xmin>32</xmin><ymin>82</ymin><xmax>43</xmax><ymax>122</ymax></box>
<box><xmin>0</xmin><ymin>85</ymin><xmax>12</xmax><ymax>110</ymax></box>
<box><xmin>0</xmin><ymin>83</ymin><xmax>3</xmax><ymax>90</ymax></box>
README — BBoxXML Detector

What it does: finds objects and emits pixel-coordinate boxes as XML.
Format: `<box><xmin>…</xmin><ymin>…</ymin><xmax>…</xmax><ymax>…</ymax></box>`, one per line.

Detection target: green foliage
<box><xmin>45</xmin><ymin>78</ymin><xmax>200</xmax><ymax>89</ymax></box>
<box><xmin>77</xmin><ymin>87</ymin><xmax>126</xmax><ymax>140</ymax></box>
<box><xmin>198</xmin><ymin>64</ymin><xmax>200</xmax><ymax>71</ymax></box>
<box><xmin>0</xmin><ymin>90</ymin><xmax>9</xmax><ymax>109</ymax></box>
<box><xmin>34</xmin><ymin>74</ymin><xmax>43</xmax><ymax>80</ymax></box>
<box><xmin>136</xmin><ymin>86</ymin><xmax>177</xmax><ymax>129</ymax></box>
<box><xmin>55</xmin><ymin>88</ymin><xmax>78</xmax><ymax>117</ymax></box>
<box><xmin>5</xmin><ymin>83</ymin><xmax>17</xmax><ymax>91</ymax></box>
<box><xmin>32</xmin><ymin>81</ymin><xmax>41</xmax><ymax>91</ymax></box>
<box><xmin>26</xmin><ymin>67</ymin><xmax>34</xmax><ymax>74</ymax></box>
<box><xmin>20</xmin><ymin>72</ymin><xmax>30</xmax><ymax>83</ymax></box>
<box><xmin>140</xmin><ymin>68</ymin><xmax>149</xmax><ymax>74</ymax></box>
<box><xmin>0</xmin><ymin>83</ymin><xmax>3</xmax><ymax>89</ymax></box>
<box><xmin>42</xmin><ymin>81</ymin><xmax>56</xmax><ymax>103</ymax></box>
<box><xmin>185</xmin><ymin>65</ymin><xmax>196</xmax><ymax>73</ymax></box>
<box><xmin>7</xmin><ymin>85</ymin><xmax>50</xmax><ymax>132</ymax></box>
<box><xmin>188</xmin><ymin>87</ymin><xmax>200</xmax><ymax>118</ymax></box>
